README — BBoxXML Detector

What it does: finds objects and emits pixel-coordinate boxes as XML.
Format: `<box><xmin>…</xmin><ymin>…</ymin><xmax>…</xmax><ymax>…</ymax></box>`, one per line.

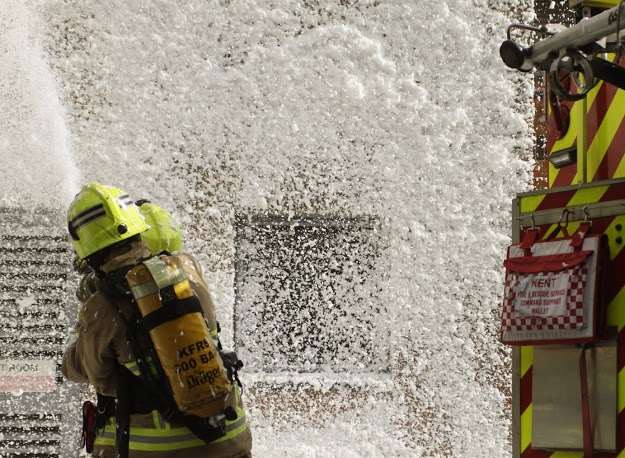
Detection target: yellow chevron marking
<box><xmin>520</xmin><ymin>346</ymin><xmax>533</xmax><ymax>378</ymax></box>
<box><xmin>520</xmin><ymin>405</ymin><xmax>532</xmax><ymax>453</ymax></box>
<box><xmin>519</xmin><ymin>187</ymin><xmax>606</xmax><ymax>238</ymax></box>
<box><xmin>520</xmin><ymin>195</ymin><xmax>546</xmax><ymax>214</ymax></box>
<box><xmin>586</xmin><ymin>75</ymin><xmax>605</xmax><ymax>109</ymax></box>
<box><xmin>547</xmin><ymin>222</ymin><xmax>582</xmax><ymax>240</ymax></box>
<box><xmin>583</xmin><ymin>55</ymin><xmax>615</xmax><ymax>111</ymax></box>
<box><xmin>542</xmin><ymin>224</ymin><xmax>559</xmax><ymax>240</ymax></box>
<box><xmin>548</xmin><ymin>164</ymin><xmax>565</xmax><ymax>189</ymax></box>
<box><xmin>519</xmin><ymin>184</ymin><xmax>606</xmax><ymax>222</ymax></box>
<box><xmin>548</xmin><ymin>164</ymin><xmax>557</xmax><ymax>188</ymax></box>
<box><xmin>519</xmin><ymin>186</ymin><xmax>606</xmax><ymax>243</ymax></box>
<box><xmin>567</xmin><ymin>185</ymin><xmax>608</xmax><ymax>206</ymax></box>
<box><xmin>610</xmin><ymin>145</ymin><xmax>625</xmax><ymax>179</ymax></box>
<box><xmin>587</xmin><ymin>90</ymin><xmax>625</xmax><ymax>181</ymax></box>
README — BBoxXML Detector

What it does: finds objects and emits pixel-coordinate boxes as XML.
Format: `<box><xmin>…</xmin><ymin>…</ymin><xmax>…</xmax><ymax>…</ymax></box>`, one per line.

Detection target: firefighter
<box><xmin>62</xmin><ymin>182</ymin><xmax>252</xmax><ymax>458</ymax></box>
<box><xmin>74</xmin><ymin>199</ymin><xmax>184</xmax><ymax>302</ymax></box>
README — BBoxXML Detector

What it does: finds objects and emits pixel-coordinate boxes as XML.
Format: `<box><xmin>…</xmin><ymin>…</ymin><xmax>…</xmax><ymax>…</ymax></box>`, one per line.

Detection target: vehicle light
<box><xmin>548</xmin><ymin>147</ymin><xmax>577</xmax><ymax>168</ymax></box>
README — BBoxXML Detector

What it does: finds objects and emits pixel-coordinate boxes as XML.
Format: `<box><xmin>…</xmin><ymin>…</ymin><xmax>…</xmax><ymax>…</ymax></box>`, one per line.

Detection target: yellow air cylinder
<box><xmin>126</xmin><ymin>256</ymin><xmax>232</xmax><ymax>417</ymax></box>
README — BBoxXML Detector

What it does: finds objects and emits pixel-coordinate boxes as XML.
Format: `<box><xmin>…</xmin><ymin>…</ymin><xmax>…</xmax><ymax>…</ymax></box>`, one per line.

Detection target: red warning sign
<box><xmin>501</xmin><ymin>233</ymin><xmax>604</xmax><ymax>346</ymax></box>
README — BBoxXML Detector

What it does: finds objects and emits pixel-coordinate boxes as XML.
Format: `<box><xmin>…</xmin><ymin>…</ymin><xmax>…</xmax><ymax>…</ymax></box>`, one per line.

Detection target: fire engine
<box><xmin>501</xmin><ymin>0</ymin><xmax>625</xmax><ymax>456</ymax></box>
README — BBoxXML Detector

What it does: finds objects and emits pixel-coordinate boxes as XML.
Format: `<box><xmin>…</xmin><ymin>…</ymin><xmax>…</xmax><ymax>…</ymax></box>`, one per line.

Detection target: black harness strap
<box><xmin>116</xmin><ymin>368</ymin><xmax>132</xmax><ymax>458</ymax></box>
<box><xmin>183</xmin><ymin>416</ymin><xmax>228</xmax><ymax>443</ymax></box>
<box><xmin>141</xmin><ymin>296</ymin><xmax>203</xmax><ymax>332</ymax></box>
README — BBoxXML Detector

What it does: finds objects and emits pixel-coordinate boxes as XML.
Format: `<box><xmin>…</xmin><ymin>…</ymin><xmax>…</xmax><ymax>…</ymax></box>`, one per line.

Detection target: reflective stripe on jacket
<box><xmin>92</xmin><ymin>363</ymin><xmax>249</xmax><ymax>453</ymax></box>
<box><xmin>92</xmin><ymin>407</ymin><xmax>252</xmax><ymax>458</ymax></box>
<box><xmin>94</xmin><ymin>400</ymin><xmax>249</xmax><ymax>453</ymax></box>
<box><xmin>95</xmin><ymin>415</ymin><xmax>248</xmax><ymax>451</ymax></box>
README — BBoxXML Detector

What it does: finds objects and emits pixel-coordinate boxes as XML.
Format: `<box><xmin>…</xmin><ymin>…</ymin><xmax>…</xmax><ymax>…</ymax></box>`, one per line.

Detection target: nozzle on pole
<box><xmin>500</xmin><ymin>40</ymin><xmax>530</xmax><ymax>71</ymax></box>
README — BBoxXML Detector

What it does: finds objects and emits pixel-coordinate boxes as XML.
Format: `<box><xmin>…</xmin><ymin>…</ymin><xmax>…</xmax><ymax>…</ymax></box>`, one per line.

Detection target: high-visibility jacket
<box><xmin>62</xmin><ymin>244</ymin><xmax>252</xmax><ymax>458</ymax></box>
<box><xmin>91</xmin><ymin>387</ymin><xmax>251</xmax><ymax>458</ymax></box>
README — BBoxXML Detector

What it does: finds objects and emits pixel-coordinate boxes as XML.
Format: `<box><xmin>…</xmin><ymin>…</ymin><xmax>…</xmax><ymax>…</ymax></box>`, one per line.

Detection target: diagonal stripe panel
<box><xmin>530</xmin><ymin>184</ymin><xmax>607</xmax><ymax>213</ymax></box>
<box><xmin>587</xmin><ymin>90</ymin><xmax>625</xmax><ymax>181</ymax></box>
<box><xmin>536</xmin><ymin>190</ymin><xmax>577</xmax><ymax>211</ymax></box>
<box><xmin>520</xmin><ymin>195</ymin><xmax>547</xmax><ymax>214</ymax></box>
<box><xmin>586</xmin><ymin>81</ymin><xmax>616</xmax><ymax>149</ymax></box>
<box><xmin>600</xmin><ymin>182</ymin><xmax>625</xmax><ymax>202</ymax></box>
<box><xmin>609</xmin><ymin>145</ymin><xmax>625</xmax><ymax>179</ymax></box>
<box><xmin>611</xmin><ymin>148</ymin><xmax>625</xmax><ymax>179</ymax></box>
<box><xmin>593</xmin><ymin>115</ymin><xmax>625</xmax><ymax>181</ymax></box>
<box><xmin>586</xmin><ymin>55</ymin><xmax>621</xmax><ymax>147</ymax></box>
<box><xmin>520</xmin><ymin>367</ymin><xmax>532</xmax><ymax>414</ymax></box>
<box><xmin>520</xmin><ymin>346</ymin><xmax>534</xmax><ymax>378</ymax></box>
<box><xmin>521</xmin><ymin>405</ymin><xmax>533</xmax><ymax>454</ymax></box>
<box><xmin>552</xmin><ymin>165</ymin><xmax>579</xmax><ymax>188</ymax></box>
<box><xmin>567</xmin><ymin>186</ymin><xmax>609</xmax><ymax>206</ymax></box>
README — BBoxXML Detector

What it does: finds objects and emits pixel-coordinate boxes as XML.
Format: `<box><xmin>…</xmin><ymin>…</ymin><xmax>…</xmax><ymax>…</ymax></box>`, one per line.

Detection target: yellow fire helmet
<box><xmin>136</xmin><ymin>200</ymin><xmax>184</xmax><ymax>255</ymax></box>
<box><xmin>67</xmin><ymin>182</ymin><xmax>150</xmax><ymax>260</ymax></box>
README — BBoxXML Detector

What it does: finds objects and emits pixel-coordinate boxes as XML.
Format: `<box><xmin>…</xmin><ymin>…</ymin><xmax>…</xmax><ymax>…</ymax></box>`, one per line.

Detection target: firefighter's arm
<box><xmin>63</xmin><ymin>273</ymin><xmax>103</xmax><ymax>382</ymax></box>
<box><xmin>61</xmin><ymin>294</ymin><xmax>121</xmax><ymax>396</ymax></box>
<box><xmin>61</xmin><ymin>340</ymin><xmax>89</xmax><ymax>383</ymax></box>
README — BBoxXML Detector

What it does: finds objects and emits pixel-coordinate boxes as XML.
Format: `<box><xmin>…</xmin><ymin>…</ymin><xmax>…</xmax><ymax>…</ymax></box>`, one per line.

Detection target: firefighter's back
<box><xmin>62</xmin><ymin>183</ymin><xmax>252</xmax><ymax>458</ymax></box>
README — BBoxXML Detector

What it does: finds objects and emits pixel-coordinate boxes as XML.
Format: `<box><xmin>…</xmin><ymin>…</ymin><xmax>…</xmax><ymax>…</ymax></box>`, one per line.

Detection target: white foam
<box><xmin>0</xmin><ymin>0</ymin><xmax>79</xmax><ymax>207</ymax></box>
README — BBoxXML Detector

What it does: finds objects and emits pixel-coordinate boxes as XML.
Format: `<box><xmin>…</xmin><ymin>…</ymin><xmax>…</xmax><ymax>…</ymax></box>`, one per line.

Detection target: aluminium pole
<box><xmin>503</xmin><ymin>5</ymin><xmax>625</xmax><ymax>72</ymax></box>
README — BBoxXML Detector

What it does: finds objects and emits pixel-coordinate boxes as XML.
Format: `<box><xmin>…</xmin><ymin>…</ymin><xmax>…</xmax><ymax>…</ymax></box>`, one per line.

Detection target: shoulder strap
<box><xmin>141</xmin><ymin>296</ymin><xmax>203</xmax><ymax>331</ymax></box>
<box><xmin>99</xmin><ymin>266</ymin><xmax>134</xmax><ymax>300</ymax></box>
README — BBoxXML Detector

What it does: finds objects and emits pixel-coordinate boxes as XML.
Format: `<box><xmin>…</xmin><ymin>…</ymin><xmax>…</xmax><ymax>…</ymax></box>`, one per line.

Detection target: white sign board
<box><xmin>0</xmin><ymin>359</ymin><xmax>56</xmax><ymax>393</ymax></box>
<box><xmin>514</xmin><ymin>272</ymin><xmax>571</xmax><ymax>318</ymax></box>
